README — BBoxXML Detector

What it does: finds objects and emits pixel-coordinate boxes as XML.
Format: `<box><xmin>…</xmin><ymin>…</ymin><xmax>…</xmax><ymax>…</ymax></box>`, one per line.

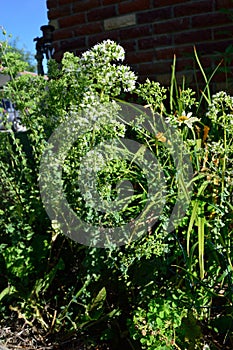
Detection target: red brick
<box><xmin>138</xmin><ymin>73</ymin><xmax>156</xmax><ymax>83</ymax></box>
<box><xmin>48</xmin><ymin>5</ymin><xmax>71</xmax><ymax>20</ymax></box>
<box><xmin>181</xmin><ymin>56</ymin><xmax>212</xmax><ymax>71</ymax></box>
<box><xmin>58</xmin><ymin>0</ymin><xmax>74</xmax><ymax>5</ymax></box>
<box><xmin>60</xmin><ymin>37</ymin><xmax>86</xmax><ymax>51</ymax></box>
<box><xmin>87</xmin><ymin>5</ymin><xmax>116</xmax><ymax>22</ymax></box>
<box><xmin>175</xmin><ymin>72</ymin><xmax>194</xmax><ymax>84</ymax></box>
<box><xmin>121</xmin><ymin>40</ymin><xmax>137</xmax><ymax>52</ymax></box>
<box><xmin>46</xmin><ymin>0</ymin><xmax>233</xmax><ymax>91</ymax></box>
<box><xmin>53</xmin><ymin>50</ymin><xmax>64</xmax><ymax>62</ymax></box>
<box><xmin>139</xmin><ymin>60</ymin><xmax>173</xmax><ymax>75</ymax></box>
<box><xmin>176</xmin><ymin>58</ymin><xmax>194</xmax><ymax>71</ymax></box>
<box><xmin>48</xmin><ymin>10</ymin><xmax>57</xmax><ymax>21</ymax></box>
<box><xmin>136</xmin><ymin>61</ymin><xmax>159</xmax><ymax>75</ymax></box>
<box><xmin>211</xmin><ymin>71</ymin><xmax>231</xmax><ymax>84</ymax></box>
<box><xmin>153</xmin><ymin>0</ymin><xmax>190</xmax><ymax>6</ymax></box>
<box><xmin>119</xmin><ymin>25</ymin><xmax>152</xmax><ymax>40</ymax></box>
<box><xmin>53</xmin><ymin>28</ymin><xmax>73</xmax><ymax>41</ymax></box>
<box><xmin>126</xmin><ymin>51</ymin><xmax>155</xmax><ymax>64</ymax></box>
<box><xmin>176</xmin><ymin>45</ymin><xmax>195</xmax><ymax>57</ymax></box>
<box><xmin>88</xmin><ymin>30</ymin><xmax>120</xmax><ymax>47</ymax></box>
<box><xmin>47</xmin><ymin>0</ymin><xmax>58</xmax><ymax>8</ymax></box>
<box><xmin>73</xmin><ymin>0</ymin><xmax>100</xmax><ymax>13</ymax></box>
<box><xmin>74</xmin><ymin>47</ymin><xmax>87</xmax><ymax>57</ymax></box>
<box><xmin>119</xmin><ymin>0</ymin><xmax>151</xmax><ymax>15</ymax></box>
<box><xmin>212</xmin><ymin>53</ymin><xmax>228</xmax><ymax>66</ymax></box>
<box><xmin>155</xmin><ymin>48</ymin><xmax>174</xmax><ymax>60</ymax></box>
<box><xmin>102</xmin><ymin>0</ymin><xmax>121</xmax><ymax>4</ymax></box>
<box><xmin>216</xmin><ymin>0</ymin><xmax>233</xmax><ymax>10</ymax></box>
<box><xmin>153</xmin><ymin>61</ymin><xmax>174</xmax><ymax>74</ymax></box>
<box><xmin>74</xmin><ymin>22</ymin><xmax>103</xmax><ymax>36</ymax></box>
<box><xmin>192</xmin><ymin>12</ymin><xmax>230</xmax><ymax>28</ymax></box>
<box><xmin>196</xmin><ymin>39</ymin><xmax>233</xmax><ymax>54</ymax></box>
<box><xmin>52</xmin><ymin>42</ymin><xmax>60</xmax><ymax>51</ymax></box>
<box><xmin>174</xmin><ymin>0</ymin><xmax>213</xmax><ymax>17</ymax></box>
<box><xmin>152</xmin><ymin>72</ymin><xmax>171</xmax><ymax>85</ymax></box>
<box><xmin>138</xmin><ymin>34</ymin><xmax>172</xmax><ymax>50</ymax></box>
<box><xmin>155</xmin><ymin>45</ymin><xmax>193</xmax><ymax>60</ymax></box>
<box><xmin>197</xmin><ymin>56</ymin><xmax>212</xmax><ymax>68</ymax></box>
<box><xmin>194</xmin><ymin>70</ymin><xmax>211</xmax><ymax>84</ymax></box>
<box><xmin>174</xmin><ymin>29</ymin><xmax>212</xmax><ymax>45</ymax></box>
<box><xmin>137</xmin><ymin>8</ymin><xmax>172</xmax><ymax>24</ymax></box>
<box><xmin>176</xmin><ymin>56</ymin><xmax>211</xmax><ymax>73</ymax></box>
<box><xmin>213</xmin><ymin>25</ymin><xmax>233</xmax><ymax>39</ymax></box>
<box><xmin>59</xmin><ymin>13</ymin><xmax>86</xmax><ymax>28</ymax></box>
<box><xmin>154</xmin><ymin>17</ymin><xmax>190</xmax><ymax>34</ymax></box>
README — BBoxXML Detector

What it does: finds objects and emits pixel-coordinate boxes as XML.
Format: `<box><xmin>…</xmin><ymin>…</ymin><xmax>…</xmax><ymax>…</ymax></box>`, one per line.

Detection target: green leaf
<box><xmin>33</xmin><ymin>258</ymin><xmax>65</xmax><ymax>296</ymax></box>
<box><xmin>88</xmin><ymin>286</ymin><xmax>107</xmax><ymax>313</ymax></box>
<box><xmin>0</xmin><ymin>285</ymin><xmax>16</xmax><ymax>301</ymax></box>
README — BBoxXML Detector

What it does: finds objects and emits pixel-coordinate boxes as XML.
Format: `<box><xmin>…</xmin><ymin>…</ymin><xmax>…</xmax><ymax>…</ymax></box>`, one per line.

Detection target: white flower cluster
<box><xmin>58</xmin><ymin>41</ymin><xmax>137</xmax><ymax>147</ymax></box>
<box><xmin>207</xmin><ymin>91</ymin><xmax>233</xmax><ymax>126</ymax></box>
<box><xmin>79</xmin><ymin>40</ymin><xmax>137</xmax><ymax>94</ymax></box>
<box><xmin>81</xmin><ymin>39</ymin><xmax>125</xmax><ymax>66</ymax></box>
<box><xmin>72</xmin><ymin>91</ymin><xmax>124</xmax><ymax>135</ymax></box>
<box><xmin>61</xmin><ymin>40</ymin><xmax>137</xmax><ymax>97</ymax></box>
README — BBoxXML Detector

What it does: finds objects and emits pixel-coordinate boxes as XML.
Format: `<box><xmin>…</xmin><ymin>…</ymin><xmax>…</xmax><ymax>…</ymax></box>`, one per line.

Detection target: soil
<box><xmin>0</xmin><ymin>318</ymin><xmax>111</xmax><ymax>350</ymax></box>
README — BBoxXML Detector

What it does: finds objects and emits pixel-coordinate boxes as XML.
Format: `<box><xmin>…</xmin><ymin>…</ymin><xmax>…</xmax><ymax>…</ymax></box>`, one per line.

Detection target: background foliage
<box><xmin>0</xmin><ymin>31</ymin><xmax>232</xmax><ymax>349</ymax></box>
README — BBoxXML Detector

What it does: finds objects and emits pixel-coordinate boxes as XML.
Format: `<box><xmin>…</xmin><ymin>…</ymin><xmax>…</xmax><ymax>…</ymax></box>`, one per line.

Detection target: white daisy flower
<box><xmin>177</xmin><ymin>111</ymin><xmax>199</xmax><ymax>128</ymax></box>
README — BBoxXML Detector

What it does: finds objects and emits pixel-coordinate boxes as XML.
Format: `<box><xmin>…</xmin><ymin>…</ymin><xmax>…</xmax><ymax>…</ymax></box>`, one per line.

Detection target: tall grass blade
<box><xmin>170</xmin><ymin>55</ymin><xmax>177</xmax><ymax>113</ymax></box>
<box><xmin>193</xmin><ymin>46</ymin><xmax>211</xmax><ymax>103</ymax></box>
<box><xmin>187</xmin><ymin>200</ymin><xmax>199</xmax><ymax>256</ymax></box>
<box><xmin>198</xmin><ymin>204</ymin><xmax>205</xmax><ymax>280</ymax></box>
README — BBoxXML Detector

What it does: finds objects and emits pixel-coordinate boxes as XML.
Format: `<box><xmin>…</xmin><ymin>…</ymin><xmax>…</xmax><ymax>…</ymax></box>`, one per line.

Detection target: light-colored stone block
<box><xmin>49</xmin><ymin>19</ymin><xmax>59</xmax><ymax>30</ymax></box>
<box><xmin>104</xmin><ymin>14</ymin><xmax>136</xmax><ymax>31</ymax></box>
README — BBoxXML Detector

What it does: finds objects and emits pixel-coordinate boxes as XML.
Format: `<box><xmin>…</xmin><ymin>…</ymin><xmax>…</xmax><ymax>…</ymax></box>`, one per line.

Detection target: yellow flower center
<box><xmin>178</xmin><ymin>115</ymin><xmax>189</xmax><ymax>122</ymax></box>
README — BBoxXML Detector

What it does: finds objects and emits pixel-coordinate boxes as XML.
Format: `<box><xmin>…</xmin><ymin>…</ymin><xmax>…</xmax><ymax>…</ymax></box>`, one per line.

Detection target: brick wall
<box><xmin>46</xmin><ymin>0</ymin><xmax>233</xmax><ymax>88</ymax></box>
